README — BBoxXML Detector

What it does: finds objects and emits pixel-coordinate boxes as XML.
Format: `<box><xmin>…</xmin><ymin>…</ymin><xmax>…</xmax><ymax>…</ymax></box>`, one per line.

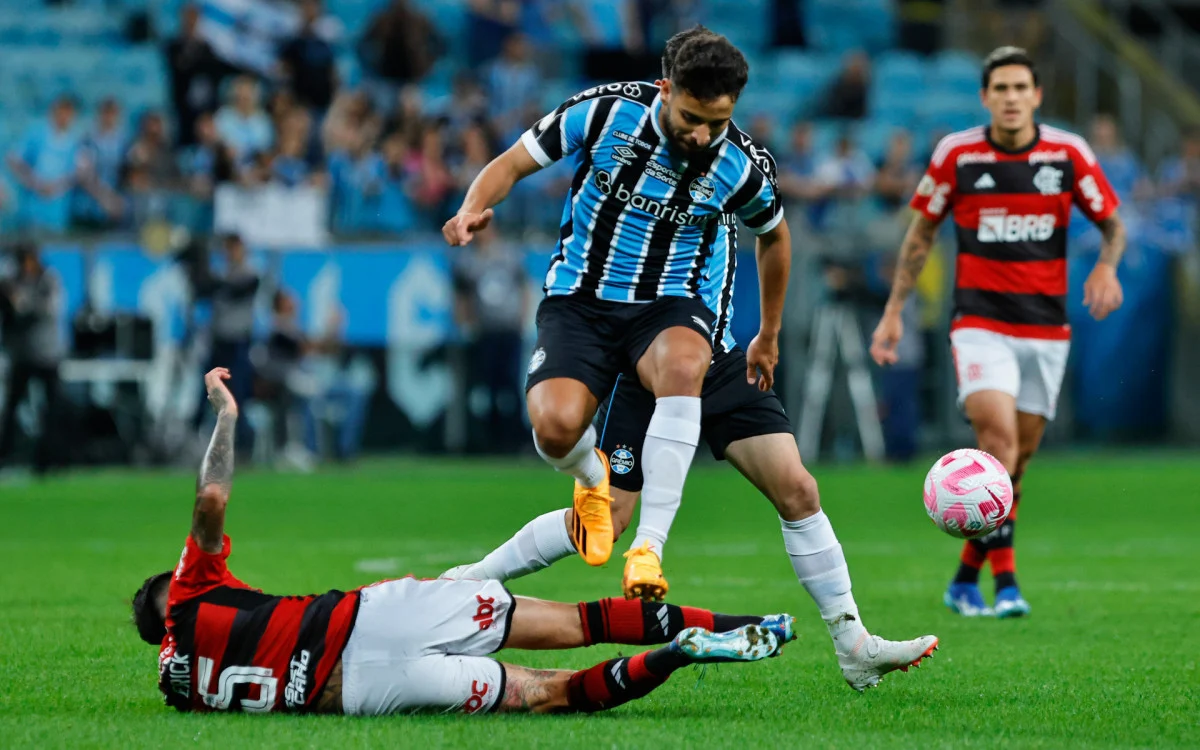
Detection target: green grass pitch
<box><xmin>1</xmin><ymin>453</ymin><xmax>1197</xmax><ymax>748</ymax></box>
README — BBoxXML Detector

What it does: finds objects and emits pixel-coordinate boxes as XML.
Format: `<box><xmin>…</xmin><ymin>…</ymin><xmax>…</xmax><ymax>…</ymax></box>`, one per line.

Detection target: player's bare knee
<box><xmin>648</xmin><ymin>353</ymin><xmax>708</xmax><ymax>397</ymax></box>
<box><xmin>529</xmin><ymin>410</ymin><xmax>586</xmax><ymax>458</ymax></box>
<box><xmin>774</xmin><ymin>470</ymin><xmax>821</xmax><ymax>521</ymax></box>
<box><xmin>975</xmin><ymin>429</ymin><xmax>1017</xmax><ymax>473</ymax></box>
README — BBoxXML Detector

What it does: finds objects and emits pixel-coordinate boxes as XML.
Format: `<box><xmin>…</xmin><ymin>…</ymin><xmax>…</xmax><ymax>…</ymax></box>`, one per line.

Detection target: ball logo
<box><xmin>689</xmin><ymin>176</ymin><xmax>716</xmax><ymax>202</ymax></box>
<box><xmin>610</xmin><ymin>447</ymin><xmax>635</xmax><ymax>475</ymax></box>
<box><xmin>527</xmin><ymin>348</ymin><xmax>546</xmax><ymax>375</ymax></box>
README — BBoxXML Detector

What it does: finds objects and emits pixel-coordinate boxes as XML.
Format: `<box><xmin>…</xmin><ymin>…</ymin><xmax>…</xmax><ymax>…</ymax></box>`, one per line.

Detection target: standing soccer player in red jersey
<box><xmin>870</xmin><ymin>47</ymin><xmax>1126</xmax><ymax>619</ymax></box>
<box><xmin>131</xmin><ymin>368</ymin><xmax>796</xmax><ymax>716</ymax></box>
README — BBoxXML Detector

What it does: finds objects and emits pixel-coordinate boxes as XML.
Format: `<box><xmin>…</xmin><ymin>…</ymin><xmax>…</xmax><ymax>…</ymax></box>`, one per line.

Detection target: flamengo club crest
<box><xmin>1032</xmin><ymin>165</ymin><xmax>1063</xmax><ymax>195</ymax></box>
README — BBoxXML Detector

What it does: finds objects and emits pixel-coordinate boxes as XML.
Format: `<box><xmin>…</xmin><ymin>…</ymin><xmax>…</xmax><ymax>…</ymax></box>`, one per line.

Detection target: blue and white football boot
<box><xmin>993</xmin><ymin>586</ymin><xmax>1032</xmax><ymax>619</ymax></box>
<box><xmin>670</xmin><ymin>624</ymin><xmax>780</xmax><ymax>663</ymax></box>
<box><xmin>944</xmin><ymin>582</ymin><xmax>994</xmax><ymax>617</ymax></box>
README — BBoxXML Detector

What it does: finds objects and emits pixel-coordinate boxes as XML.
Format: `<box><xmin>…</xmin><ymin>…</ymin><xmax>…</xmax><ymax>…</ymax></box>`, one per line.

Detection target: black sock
<box><xmin>953</xmin><ymin>538</ymin><xmax>989</xmax><ymax>584</ymax></box>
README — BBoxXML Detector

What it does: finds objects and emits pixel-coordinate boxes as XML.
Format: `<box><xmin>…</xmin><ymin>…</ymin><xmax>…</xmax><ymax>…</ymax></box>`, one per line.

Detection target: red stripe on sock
<box><xmin>1009</xmin><ymin>492</ymin><xmax>1021</xmax><ymax>522</ymax></box>
<box><xmin>680</xmin><ymin>606</ymin><xmax>714</xmax><ymax>631</ymax></box>
<box><xmin>599</xmin><ymin>598</ymin><xmax>646</xmax><ymax>643</ymax></box>
<box><xmin>626</xmin><ymin>652</ymin><xmax>652</xmax><ymax>682</ymax></box>
<box><xmin>988</xmin><ymin>547</ymin><xmax>1015</xmax><ymax>575</ymax></box>
<box><xmin>566</xmin><ymin>662</ymin><xmax>613</xmax><ymax>713</ymax></box>
<box><xmin>577</xmin><ymin>602</ymin><xmax>593</xmax><ymax>645</ymax></box>
<box><xmin>960</xmin><ymin>541</ymin><xmax>986</xmax><ymax>568</ymax></box>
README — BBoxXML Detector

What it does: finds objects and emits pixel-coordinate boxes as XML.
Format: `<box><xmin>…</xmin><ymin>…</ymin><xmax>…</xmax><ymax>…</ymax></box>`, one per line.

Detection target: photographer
<box><xmin>0</xmin><ymin>243</ymin><xmax>65</xmax><ymax>474</ymax></box>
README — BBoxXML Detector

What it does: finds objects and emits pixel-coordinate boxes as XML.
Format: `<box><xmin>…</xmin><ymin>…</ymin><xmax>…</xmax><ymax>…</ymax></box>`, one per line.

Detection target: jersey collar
<box><xmin>985</xmin><ymin>123</ymin><xmax>1041</xmax><ymax>155</ymax></box>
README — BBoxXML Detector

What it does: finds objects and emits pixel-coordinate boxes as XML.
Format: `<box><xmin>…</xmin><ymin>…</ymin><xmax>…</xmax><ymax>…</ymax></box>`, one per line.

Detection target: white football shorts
<box><xmin>340</xmin><ymin>577</ymin><xmax>514</xmax><ymax>716</ymax></box>
<box><xmin>949</xmin><ymin>327</ymin><xmax>1070</xmax><ymax>420</ymax></box>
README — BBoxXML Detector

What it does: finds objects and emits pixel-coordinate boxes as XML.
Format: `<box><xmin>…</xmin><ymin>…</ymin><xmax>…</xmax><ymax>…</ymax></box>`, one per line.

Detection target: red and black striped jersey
<box><xmin>909</xmin><ymin>124</ymin><xmax>1119</xmax><ymax>340</ymax></box>
<box><xmin>157</xmin><ymin>535</ymin><xmax>359</xmax><ymax>713</ymax></box>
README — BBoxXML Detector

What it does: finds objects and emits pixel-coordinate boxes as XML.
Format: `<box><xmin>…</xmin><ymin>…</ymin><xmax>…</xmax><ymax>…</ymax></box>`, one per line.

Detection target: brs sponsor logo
<box><xmin>977</xmin><ymin>210</ymin><xmax>1056</xmax><ymax>242</ymax></box>
<box><xmin>593</xmin><ymin>170</ymin><xmax>706</xmax><ymax>226</ymax></box>
<box><xmin>284</xmin><ymin>649</ymin><xmax>311</xmax><ymax>709</ymax></box>
<box><xmin>463</xmin><ymin>680</ymin><xmax>490</xmax><ymax>714</ymax></box>
<box><xmin>474</xmin><ymin>594</ymin><xmax>497</xmax><ymax>630</ymax></box>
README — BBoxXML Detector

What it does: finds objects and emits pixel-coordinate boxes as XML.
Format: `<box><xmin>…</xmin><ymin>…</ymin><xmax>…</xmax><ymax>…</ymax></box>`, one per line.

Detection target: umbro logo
<box><xmin>691</xmin><ymin>316</ymin><xmax>711</xmax><ymax>335</ymax></box>
<box><xmin>612</xmin><ymin>145</ymin><xmax>637</xmax><ymax>166</ymax></box>
<box><xmin>974</xmin><ymin>173</ymin><xmax>996</xmax><ymax>190</ymax></box>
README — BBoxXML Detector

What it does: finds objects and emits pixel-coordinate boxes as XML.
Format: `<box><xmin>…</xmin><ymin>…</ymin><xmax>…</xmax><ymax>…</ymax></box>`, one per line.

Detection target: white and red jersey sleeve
<box><xmin>909</xmin><ymin>137</ymin><xmax>961</xmax><ymax>224</ymax></box>
<box><xmin>1068</xmin><ymin>142</ymin><xmax>1120</xmax><ymax>223</ymax></box>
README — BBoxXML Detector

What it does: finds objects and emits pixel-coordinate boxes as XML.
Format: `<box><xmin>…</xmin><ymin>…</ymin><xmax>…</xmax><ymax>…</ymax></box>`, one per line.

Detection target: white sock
<box><xmin>781</xmin><ymin>511</ymin><xmax>868</xmax><ymax>654</ymax></box>
<box><xmin>534</xmin><ymin>424</ymin><xmax>605</xmax><ymax>488</ymax></box>
<box><xmin>468</xmin><ymin>510</ymin><xmax>577</xmax><ymax>582</ymax></box>
<box><xmin>631</xmin><ymin>396</ymin><xmax>701</xmax><ymax>561</ymax></box>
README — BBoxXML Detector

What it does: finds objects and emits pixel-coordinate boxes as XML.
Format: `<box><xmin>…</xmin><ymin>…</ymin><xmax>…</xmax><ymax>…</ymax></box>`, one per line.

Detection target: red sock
<box><xmin>961</xmin><ymin>540</ymin><xmax>987</xmax><ymax>568</ymax></box>
<box><xmin>565</xmin><ymin>652</ymin><xmax>672</xmax><ymax>713</ymax></box>
<box><xmin>578</xmin><ymin>598</ymin><xmax>729</xmax><ymax>645</ymax></box>
<box><xmin>989</xmin><ymin>547</ymin><xmax>1015</xmax><ymax>576</ymax></box>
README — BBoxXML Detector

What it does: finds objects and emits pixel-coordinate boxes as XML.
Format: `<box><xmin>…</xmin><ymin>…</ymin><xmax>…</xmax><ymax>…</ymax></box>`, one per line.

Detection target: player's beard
<box><xmin>661</xmin><ymin>113</ymin><xmax>700</xmax><ymax>155</ymax></box>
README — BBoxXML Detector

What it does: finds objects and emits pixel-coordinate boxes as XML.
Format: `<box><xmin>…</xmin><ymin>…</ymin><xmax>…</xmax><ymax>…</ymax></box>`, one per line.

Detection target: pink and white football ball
<box><xmin>923</xmin><ymin>449</ymin><xmax>1014</xmax><ymax>539</ymax></box>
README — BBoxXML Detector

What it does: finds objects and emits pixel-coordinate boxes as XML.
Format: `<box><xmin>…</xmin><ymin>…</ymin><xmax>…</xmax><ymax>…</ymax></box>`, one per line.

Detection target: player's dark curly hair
<box><xmin>982</xmin><ymin>46</ymin><xmax>1039</xmax><ymax>89</ymax></box>
<box><xmin>669</xmin><ymin>33</ymin><xmax>749</xmax><ymax>102</ymax></box>
<box><xmin>662</xmin><ymin>25</ymin><xmax>716</xmax><ymax>79</ymax></box>
<box><xmin>132</xmin><ymin>571</ymin><xmax>172</xmax><ymax>645</ymax></box>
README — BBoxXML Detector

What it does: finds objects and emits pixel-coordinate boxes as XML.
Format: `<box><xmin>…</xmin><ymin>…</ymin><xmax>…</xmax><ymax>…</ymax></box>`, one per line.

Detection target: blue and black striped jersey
<box><xmin>520</xmin><ymin>82</ymin><xmax>783</xmax><ymax>310</ymax></box>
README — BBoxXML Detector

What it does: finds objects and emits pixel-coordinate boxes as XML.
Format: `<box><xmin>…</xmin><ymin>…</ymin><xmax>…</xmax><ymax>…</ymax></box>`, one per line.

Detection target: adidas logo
<box><xmin>656</xmin><ymin>604</ymin><xmax>671</xmax><ymax>634</ymax></box>
<box><xmin>974</xmin><ymin>173</ymin><xmax>996</xmax><ymax>190</ymax></box>
<box><xmin>610</xmin><ymin>660</ymin><xmax>627</xmax><ymax>688</ymax></box>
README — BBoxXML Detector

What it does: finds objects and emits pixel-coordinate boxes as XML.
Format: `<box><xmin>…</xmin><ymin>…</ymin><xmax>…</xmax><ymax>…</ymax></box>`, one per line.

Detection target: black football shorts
<box><xmin>595</xmin><ymin>346</ymin><xmax>793</xmax><ymax>492</ymax></box>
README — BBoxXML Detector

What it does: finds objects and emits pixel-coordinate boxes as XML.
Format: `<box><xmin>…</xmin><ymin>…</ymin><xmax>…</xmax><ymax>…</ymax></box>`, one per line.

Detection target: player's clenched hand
<box><xmin>204</xmin><ymin>367</ymin><xmax>238</xmax><ymax>418</ymax></box>
<box><xmin>869</xmin><ymin>312</ymin><xmax>903</xmax><ymax>367</ymax></box>
<box><xmin>442</xmin><ymin>209</ymin><xmax>495</xmax><ymax>246</ymax></box>
<box><xmin>1083</xmin><ymin>264</ymin><xmax>1123</xmax><ymax>321</ymax></box>
<box><xmin>746</xmin><ymin>333</ymin><xmax>779</xmax><ymax>392</ymax></box>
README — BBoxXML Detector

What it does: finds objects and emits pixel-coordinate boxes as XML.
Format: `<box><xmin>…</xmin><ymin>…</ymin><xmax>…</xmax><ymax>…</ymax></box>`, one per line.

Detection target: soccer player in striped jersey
<box><xmin>443</xmin><ymin>32</ymin><xmax>792</xmax><ymax>574</ymax></box>
<box><xmin>870</xmin><ymin>47</ymin><xmax>1126</xmax><ymax>618</ymax></box>
<box><xmin>442</xmin><ymin>28</ymin><xmax>940</xmax><ymax>693</ymax></box>
<box><xmin>133</xmin><ymin>368</ymin><xmax>799</xmax><ymax>715</ymax></box>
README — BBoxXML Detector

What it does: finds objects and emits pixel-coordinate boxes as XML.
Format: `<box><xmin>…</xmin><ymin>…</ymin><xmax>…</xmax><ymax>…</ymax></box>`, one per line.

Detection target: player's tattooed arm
<box><xmin>885</xmin><ymin>213</ymin><xmax>939</xmax><ymax>312</ymax></box>
<box><xmin>495</xmin><ymin>665</ymin><xmax>572</xmax><ymax>714</ymax></box>
<box><xmin>193</xmin><ymin>368</ymin><xmax>238</xmax><ymax>553</ymax></box>
<box><xmin>1096</xmin><ymin>213</ymin><xmax>1127</xmax><ymax>268</ymax></box>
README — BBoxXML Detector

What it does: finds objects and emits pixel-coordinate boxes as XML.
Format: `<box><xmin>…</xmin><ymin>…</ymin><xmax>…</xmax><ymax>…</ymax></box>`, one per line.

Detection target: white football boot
<box><xmin>838</xmin><ymin>633</ymin><xmax>940</xmax><ymax>692</ymax></box>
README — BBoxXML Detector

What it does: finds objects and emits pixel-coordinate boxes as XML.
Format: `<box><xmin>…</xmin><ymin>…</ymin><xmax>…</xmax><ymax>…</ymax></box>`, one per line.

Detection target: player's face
<box><xmin>659</xmin><ymin>81</ymin><xmax>735</xmax><ymax>155</ymax></box>
<box><xmin>982</xmin><ymin>65</ymin><xmax>1041</xmax><ymax>134</ymax></box>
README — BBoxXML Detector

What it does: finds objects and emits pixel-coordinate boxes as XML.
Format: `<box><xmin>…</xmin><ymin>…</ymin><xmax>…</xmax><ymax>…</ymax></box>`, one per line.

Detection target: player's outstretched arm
<box><xmin>193</xmin><ymin>367</ymin><xmax>239</xmax><ymax>554</ymax></box>
<box><xmin>870</xmin><ymin>213</ymin><xmax>938</xmax><ymax>366</ymax></box>
<box><xmin>443</xmin><ymin>141</ymin><xmax>543</xmax><ymax>246</ymax></box>
<box><xmin>1083</xmin><ymin>212</ymin><xmax>1126</xmax><ymax>321</ymax></box>
<box><xmin>746</xmin><ymin>218</ymin><xmax>792</xmax><ymax>391</ymax></box>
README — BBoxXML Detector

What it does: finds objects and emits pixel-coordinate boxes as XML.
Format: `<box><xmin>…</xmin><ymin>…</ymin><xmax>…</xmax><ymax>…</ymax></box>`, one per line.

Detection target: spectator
<box><xmin>328</xmin><ymin>129</ymin><xmax>388</xmax><ymax>233</ymax></box>
<box><xmin>452</xmin><ymin>222</ymin><xmax>531</xmax><ymax>452</ymax></box>
<box><xmin>777</xmin><ymin>121</ymin><xmax>825</xmax><ymax>229</ymax></box>
<box><xmin>323</xmin><ymin>90</ymin><xmax>381</xmax><ymax>156</ymax></box>
<box><xmin>382</xmin><ymin>85</ymin><xmax>427</xmax><ymax>152</ymax></box>
<box><xmin>874</xmin><ymin>130</ymin><xmax>922</xmax><ymax>210</ymax></box>
<box><xmin>1159</xmin><ymin>127</ymin><xmax>1200</xmax><ymax>202</ymax></box>
<box><xmin>465</xmin><ymin>0</ymin><xmax>522</xmax><ymax>68</ymax></box>
<box><xmin>358</xmin><ymin>0</ymin><xmax>443</xmax><ymax>99</ymax></box>
<box><xmin>256</xmin><ymin>114</ymin><xmax>324</xmax><ymax>189</ymax></box>
<box><xmin>192</xmin><ymin>233</ymin><xmax>260</xmax><ymax>453</ymax></box>
<box><xmin>486</xmin><ymin>34</ymin><xmax>540</xmax><ymax>139</ymax></box>
<box><xmin>125</xmin><ymin>112</ymin><xmax>181</xmax><ymax>193</ymax></box>
<box><xmin>747</xmin><ymin>114</ymin><xmax>778</xmax><ymax>153</ymax></box>
<box><xmin>165</xmin><ymin>3</ymin><xmax>225</xmax><ymax>146</ymax></box>
<box><xmin>378</xmin><ymin>132</ymin><xmax>421</xmax><ymax>233</ymax></box>
<box><xmin>215</xmin><ymin>76</ymin><xmax>273</xmax><ymax>160</ymax></box>
<box><xmin>6</xmin><ymin>96</ymin><xmax>82</xmax><ymax>234</ymax></box>
<box><xmin>179</xmin><ymin>112</ymin><xmax>237</xmax><ymax>201</ymax></box>
<box><xmin>404</xmin><ymin>122</ymin><xmax>455</xmax><ymax>223</ymax></box>
<box><xmin>437</xmin><ymin>74</ymin><xmax>490</xmax><ymax>147</ymax></box>
<box><xmin>1089</xmin><ymin>114</ymin><xmax>1150</xmax><ymax>201</ymax></box>
<box><xmin>279</xmin><ymin>0</ymin><xmax>339</xmax><ymax>117</ymax></box>
<box><xmin>74</xmin><ymin>98</ymin><xmax>128</xmax><ymax>229</ymax></box>
<box><xmin>822</xmin><ymin>51</ymin><xmax>871</xmax><ymax>120</ymax></box>
<box><xmin>769</xmin><ymin>0</ymin><xmax>808</xmax><ymax>48</ymax></box>
<box><xmin>0</xmin><ymin>243</ymin><xmax>65</xmax><ymax>475</ymax></box>
<box><xmin>815</xmin><ymin>133</ymin><xmax>876</xmax><ymax>201</ymax></box>
<box><xmin>451</xmin><ymin>122</ymin><xmax>495</xmax><ymax>198</ymax></box>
